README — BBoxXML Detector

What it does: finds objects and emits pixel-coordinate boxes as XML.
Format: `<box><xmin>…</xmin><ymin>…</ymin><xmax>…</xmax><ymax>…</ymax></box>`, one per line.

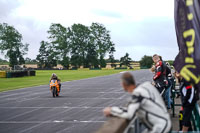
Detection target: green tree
<box><xmin>36</xmin><ymin>41</ymin><xmax>57</xmax><ymax>68</ymax></box>
<box><xmin>25</xmin><ymin>57</ymin><xmax>37</xmax><ymax>64</ymax></box>
<box><xmin>69</xmin><ymin>24</ymin><xmax>91</xmax><ymax>67</ymax></box>
<box><xmin>86</xmin><ymin>42</ymin><xmax>99</xmax><ymax>68</ymax></box>
<box><xmin>70</xmin><ymin>54</ymin><xmax>81</xmax><ymax>68</ymax></box>
<box><xmin>59</xmin><ymin>56</ymin><xmax>70</xmax><ymax>69</ymax></box>
<box><xmin>48</xmin><ymin>23</ymin><xmax>70</xmax><ymax>69</ymax></box>
<box><xmin>108</xmin><ymin>46</ymin><xmax>116</xmax><ymax>68</ymax></box>
<box><xmin>0</xmin><ymin>23</ymin><xmax>29</xmax><ymax>68</ymax></box>
<box><xmin>90</xmin><ymin>23</ymin><xmax>115</xmax><ymax>67</ymax></box>
<box><xmin>120</xmin><ymin>53</ymin><xmax>132</xmax><ymax>67</ymax></box>
<box><xmin>25</xmin><ymin>57</ymin><xmax>31</xmax><ymax>64</ymax></box>
<box><xmin>35</xmin><ymin>22</ymin><xmax>116</xmax><ymax>69</ymax></box>
<box><xmin>139</xmin><ymin>55</ymin><xmax>153</xmax><ymax>68</ymax></box>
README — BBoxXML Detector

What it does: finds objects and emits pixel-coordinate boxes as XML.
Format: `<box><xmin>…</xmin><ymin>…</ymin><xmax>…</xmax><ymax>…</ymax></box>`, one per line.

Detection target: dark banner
<box><xmin>174</xmin><ymin>0</ymin><xmax>200</xmax><ymax>90</ymax></box>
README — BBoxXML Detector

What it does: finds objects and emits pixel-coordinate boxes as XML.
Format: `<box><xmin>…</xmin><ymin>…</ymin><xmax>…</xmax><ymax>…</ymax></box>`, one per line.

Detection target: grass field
<box><xmin>0</xmin><ymin>69</ymin><xmax>134</xmax><ymax>92</ymax></box>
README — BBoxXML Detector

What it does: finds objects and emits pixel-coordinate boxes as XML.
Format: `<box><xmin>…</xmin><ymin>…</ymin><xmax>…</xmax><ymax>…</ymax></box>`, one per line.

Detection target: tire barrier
<box><xmin>89</xmin><ymin>68</ymin><xmax>102</xmax><ymax>70</ymax></box>
<box><xmin>2</xmin><ymin>70</ymin><xmax>36</xmax><ymax>78</ymax></box>
<box><xmin>0</xmin><ymin>71</ymin><xmax>6</xmax><ymax>78</ymax></box>
<box><xmin>114</xmin><ymin>67</ymin><xmax>127</xmax><ymax>70</ymax></box>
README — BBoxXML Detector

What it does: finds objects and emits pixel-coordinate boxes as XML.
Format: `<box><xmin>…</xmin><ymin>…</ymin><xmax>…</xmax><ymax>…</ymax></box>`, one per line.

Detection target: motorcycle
<box><xmin>50</xmin><ymin>79</ymin><xmax>60</xmax><ymax>97</ymax></box>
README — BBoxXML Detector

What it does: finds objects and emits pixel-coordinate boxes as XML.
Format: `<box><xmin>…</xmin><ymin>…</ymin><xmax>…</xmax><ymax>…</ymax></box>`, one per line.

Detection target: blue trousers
<box><xmin>165</xmin><ymin>79</ymin><xmax>173</xmax><ymax>108</ymax></box>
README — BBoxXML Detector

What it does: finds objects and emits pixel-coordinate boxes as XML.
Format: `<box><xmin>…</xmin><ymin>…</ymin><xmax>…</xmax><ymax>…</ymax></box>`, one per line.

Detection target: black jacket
<box><xmin>180</xmin><ymin>79</ymin><xmax>196</xmax><ymax>107</ymax></box>
<box><xmin>153</xmin><ymin>61</ymin><xmax>167</xmax><ymax>87</ymax></box>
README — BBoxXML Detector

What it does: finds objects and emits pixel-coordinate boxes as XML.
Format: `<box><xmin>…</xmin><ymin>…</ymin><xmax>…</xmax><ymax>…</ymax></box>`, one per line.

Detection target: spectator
<box><xmin>165</xmin><ymin>62</ymin><xmax>173</xmax><ymax>109</ymax></box>
<box><xmin>150</xmin><ymin>65</ymin><xmax>155</xmax><ymax>73</ymax></box>
<box><xmin>103</xmin><ymin>72</ymin><xmax>171</xmax><ymax>133</ymax></box>
<box><xmin>175</xmin><ymin>72</ymin><xmax>197</xmax><ymax>132</ymax></box>
<box><xmin>152</xmin><ymin>54</ymin><xmax>168</xmax><ymax>96</ymax></box>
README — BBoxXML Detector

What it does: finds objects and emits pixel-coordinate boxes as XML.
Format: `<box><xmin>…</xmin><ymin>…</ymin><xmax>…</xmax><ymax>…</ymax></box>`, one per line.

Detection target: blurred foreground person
<box><xmin>103</xmin><ymin>72</ymin><xmax>171</xmax><ymax>133</ymax></box>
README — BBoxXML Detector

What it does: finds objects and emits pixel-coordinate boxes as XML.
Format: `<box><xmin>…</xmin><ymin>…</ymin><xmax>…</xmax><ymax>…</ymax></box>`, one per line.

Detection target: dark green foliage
<box><xmin>36</xmin><ymin>41</ymin><xmax>57</xmax><ymax>68</ymax></box>
<box><xmin>139</xmin><ymin>55</ymin><xmax>154</xmax><ymax>68</ymax></box>
<box><xmin>59</xmin><ymin>56</ymin><xmax>70</xmax><ymax>69</ymax></box>
<box><xmin>120</xmin><ymin>53</ymin><xmax>132</xmax><ymax>67</ymax></box>
<box><xmin>108</xmin><ymin>46</ymin><xmax>116</xmax><ymax>68</ymax></box>
<box><xmin>90</xmin><ymin>23</ymin><xmax>115</xmax><ymax>67</ymax></box>
<box><xmin>69</xmin><ymin>24</ymin><xmax>91</xmax><ymax>68</ymax></box>
<box><xmin>99</xmin><ymin>56</ymin><xmax>106</xmax><ymax>68</ymax></box>
<box><xmin>36</xmin><ymin>22</ymin><xmax>115</xmax><ymax>69</ymax></box>
<box><xmin>48</xmin><ymin>23</ymin><xmax>70</xmax><ymax>69</ymax></box>
<box><xmin>25</xmin><ymin>58</ymin><xmax>37</xmax><ymax>64</ymax></box>
<box><xmin>0</xmin><ymin>23</ymin><xmax>29</xmax><ymax>68</ymax></box>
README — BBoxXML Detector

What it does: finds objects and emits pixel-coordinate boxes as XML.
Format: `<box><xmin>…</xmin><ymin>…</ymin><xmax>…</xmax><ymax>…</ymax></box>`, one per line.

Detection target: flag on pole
<box><xmin>174</xmin><ymin>0</ymin><xmax>200</xmax><ymax>90</ymax></box>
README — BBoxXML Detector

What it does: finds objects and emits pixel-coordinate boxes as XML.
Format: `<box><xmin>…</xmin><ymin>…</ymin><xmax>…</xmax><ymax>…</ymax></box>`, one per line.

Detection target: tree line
<box><xmin>0</xmin><ymin>22</ymin><xmax>173</xmax><ymax>69</ymax></box>
<box><xmin>36</xmin><ymin>23</ymin><xmax>115</xmax><ymax>69</ymax></box>
<box><xmin>0</xmin><ymin>22</ymin><xmax>136</xmax><ymax>69</ymax></box>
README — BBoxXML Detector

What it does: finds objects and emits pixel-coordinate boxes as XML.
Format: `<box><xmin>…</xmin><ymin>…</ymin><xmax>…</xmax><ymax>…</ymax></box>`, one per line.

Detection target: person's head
<box><xmin>152</xmin><ymin>54</ymin><xmax>160</xmax><ymax>63</ymax></box>
<box><xmin>51</xmin><ymin>73</ymin><xmax>57</xmax><ymax>79</ymax></box>
<box><xmin>121</xmin><ymin>72</ymin><xmax>136</xmax><ymax>93</ymax></box>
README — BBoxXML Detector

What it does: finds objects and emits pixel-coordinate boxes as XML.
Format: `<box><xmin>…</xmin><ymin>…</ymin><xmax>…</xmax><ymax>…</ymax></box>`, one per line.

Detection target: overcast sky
<box><xmin>0</xmin><ymin>0</ymin><xmax>178</xmax><ymax>61</ymax></box>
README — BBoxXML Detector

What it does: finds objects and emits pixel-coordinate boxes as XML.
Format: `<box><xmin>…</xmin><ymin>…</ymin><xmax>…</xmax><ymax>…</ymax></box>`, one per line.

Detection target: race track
<box><xmin>0</xmin><ymin>70</ymin><xmax>153</xmax><ymax>133</ymax></box>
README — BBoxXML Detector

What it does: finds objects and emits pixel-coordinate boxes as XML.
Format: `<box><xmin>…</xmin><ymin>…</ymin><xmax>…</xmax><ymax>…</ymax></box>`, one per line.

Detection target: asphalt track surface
<box><xmin>0</xmin><ymin>70</ymin><xmax>153</xmax><ymax>133</ymax></box>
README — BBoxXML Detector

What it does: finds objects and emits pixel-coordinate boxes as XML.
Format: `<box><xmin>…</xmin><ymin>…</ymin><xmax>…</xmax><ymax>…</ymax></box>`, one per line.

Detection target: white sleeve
<box><xmin>110</xmin><ymin>102</ymin><xmax>140</xmax><ymax>120</ymax></box>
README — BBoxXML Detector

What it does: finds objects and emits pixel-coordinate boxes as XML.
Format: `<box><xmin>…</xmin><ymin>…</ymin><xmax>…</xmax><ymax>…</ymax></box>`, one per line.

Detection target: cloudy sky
<box><xmin>0</xmin><ymin>0</ymin><xmax>178</xmax><ymax>61</ymax></box>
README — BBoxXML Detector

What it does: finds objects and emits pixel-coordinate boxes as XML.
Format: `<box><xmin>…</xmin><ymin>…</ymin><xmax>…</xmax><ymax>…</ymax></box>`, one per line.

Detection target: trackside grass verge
<box><xmin>0</xmin><ymin>69</ymin><xmax>137</xmax><ymax>92</ymax></box>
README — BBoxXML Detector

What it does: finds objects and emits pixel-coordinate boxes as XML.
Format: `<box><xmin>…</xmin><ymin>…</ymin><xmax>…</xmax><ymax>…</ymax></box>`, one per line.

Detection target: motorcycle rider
<box><xmin>103</xmin><ymin>72</ymin><xmax>171</xmax><ymax>133</ymax></box>
<box><xmin>50</xmin><ymin>73</ymin><xmax>61</xmax><ymax>92</ymax></box>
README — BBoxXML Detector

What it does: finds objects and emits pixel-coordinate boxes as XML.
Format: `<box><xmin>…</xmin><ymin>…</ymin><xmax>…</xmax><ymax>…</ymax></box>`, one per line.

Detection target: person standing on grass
<box><xmin>103</xmin><ymin>72</ymin><xmax>171</xmax><ymax>133</ymax></box>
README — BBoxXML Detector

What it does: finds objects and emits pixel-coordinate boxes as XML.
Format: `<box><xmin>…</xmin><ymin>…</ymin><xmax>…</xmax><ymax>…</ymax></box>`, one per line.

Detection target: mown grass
<box><xmin>0</xmin><ymin>69</ymin><xmax>135</xmax><ymax>92</ymax></box>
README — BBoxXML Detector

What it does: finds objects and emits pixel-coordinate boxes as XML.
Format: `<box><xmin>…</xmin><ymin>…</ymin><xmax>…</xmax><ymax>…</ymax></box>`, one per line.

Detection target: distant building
<box><xmin>106</xmin><ymin>62</ymin><xmax>140</xmax><ymax>69</ymax></box>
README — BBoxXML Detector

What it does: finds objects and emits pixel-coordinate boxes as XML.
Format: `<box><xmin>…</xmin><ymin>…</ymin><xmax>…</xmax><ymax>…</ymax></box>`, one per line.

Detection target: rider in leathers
<box><xmin>103</xmin><ymin>72</ymin><xmax>171</xmax><ymax>133</ymax></box>
<box><xmin>50</xmin><ymin>73</ymin><xmax>61</xmax><ymax>92</ymax></box>
<box><xmin>152</xmin><ymin>55</ymin><xmax>168</xmax><ymax>95</ymax></box>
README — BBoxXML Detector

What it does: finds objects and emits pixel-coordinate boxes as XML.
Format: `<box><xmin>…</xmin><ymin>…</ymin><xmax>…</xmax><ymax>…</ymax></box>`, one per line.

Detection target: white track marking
<box><xmin>0</xmin><ymin>106</ymin><xmax>105</xmax><ymax>109</ymax></box>
<box><xmin>6</xmin><ymin>108</ymin><xmax>40</xmax><ymax>120</ymax></box>
<box><xmin>1</xmin><ymin>97</ymin><xmax>124</xmax><ymax>102</ymax></box>
<box><xmin>0</xmin><ymin>84</ymin><xmax>48</xmax><ymax>93</ymax></box>
<box><xmin>0</xmin><ymin>120</ymin><xmax>105</xmax><ymax>124</ymax></box>
<box><xmin>19</xmin><ymin>123</ymin><xmax>44</xmax><ymax>133</ymax></box>
<box><xmin>120</xmin><ymin>71</ymin><xmax>127</xmax><ymax>73</ymax></box>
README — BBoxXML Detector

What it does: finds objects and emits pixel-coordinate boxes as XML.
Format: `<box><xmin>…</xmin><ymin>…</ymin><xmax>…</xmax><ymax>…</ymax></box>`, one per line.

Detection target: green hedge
<box><xmin>89</xmin><ymin>68</ymin><xmax>102</xmax><ymax>70</ymax></box>
<box><xmin>114</xmin><ymin>67</ymin><xmax>127</xmax><ymax>70</ymax></box>
<box><xmin>6</xmin><ymin>70</ymin><xmax>36</xmax><ymax>78</ymax></box>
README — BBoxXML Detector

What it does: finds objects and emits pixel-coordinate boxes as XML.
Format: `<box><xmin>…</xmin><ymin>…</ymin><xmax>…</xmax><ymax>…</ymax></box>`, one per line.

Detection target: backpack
<box><xmin>161</xmin><ymin>61</ymin><xmax>167</xmax><ymax>75</ymax></box>
<box><xmin>166</xmin><ymin>66</ymin><xmax>171</xmax><ymax>77</ymax></box>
